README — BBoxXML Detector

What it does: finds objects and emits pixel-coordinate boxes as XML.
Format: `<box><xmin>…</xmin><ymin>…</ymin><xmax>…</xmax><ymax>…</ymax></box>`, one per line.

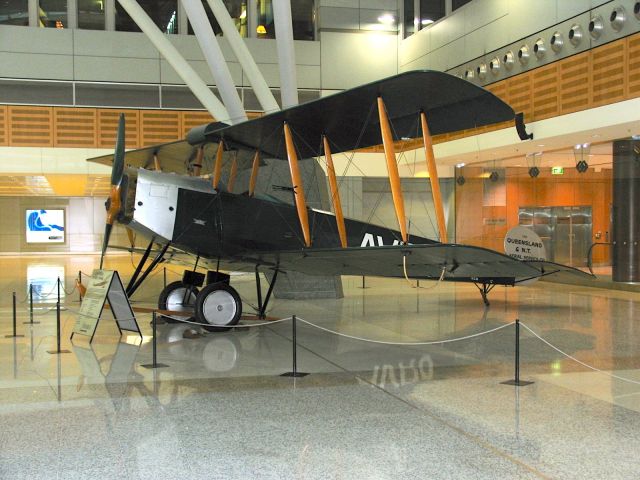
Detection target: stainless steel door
<box><xmin>518</xmin><ymin>206</ymin><xmax>592</xmax><ymax>266</ymax></box>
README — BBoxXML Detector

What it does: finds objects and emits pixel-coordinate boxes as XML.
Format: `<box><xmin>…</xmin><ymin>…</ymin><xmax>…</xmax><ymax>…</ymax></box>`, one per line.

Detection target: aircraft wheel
<box><xmin>195</xmin><ymin>283</ymin><xmax>242</xmax><ymax>332</ymax></box>
<box><xmin>158</xmin><ymin>281</ymin><xmax>199</xmax><ymax>323</ymax></box>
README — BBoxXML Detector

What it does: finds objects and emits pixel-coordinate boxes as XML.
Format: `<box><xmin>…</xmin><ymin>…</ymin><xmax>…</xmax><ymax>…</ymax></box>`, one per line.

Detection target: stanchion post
<box><xmin>24</xmin><ymin>284</ymin><xmax>39</xmax><ymax>325</ymax></box>
<box><xmin>281</xmin><ymin>315</ymin><xmax>308</xmax><ymax>378</ymax></box>
<box><xmin>47</xmin><ymin>278</ymin><xmax>70</xmax><ymax>354</ymax></box>
<box><xmin>78</xmin><ymin>270</ymin><xmax>82</xmax><ymax>302</ymax></box>
<box><xmin>163</xmin><ymin>267</ymin><xmax>167</xmax><ymax>289</ymax></box>
<box><xmin>6</xmin><ymin>292</ymin><xmax>23</xmax><ymax>338</ymax></box>
<box><xmin>501</xmin><ymin>319</ymin><xmax>533</xmax><ymax>387</ymax></box>
<box><xmin>142</xmin><ymin>311</ymin><xmax>168</xmax><ymax>369</ymax></box>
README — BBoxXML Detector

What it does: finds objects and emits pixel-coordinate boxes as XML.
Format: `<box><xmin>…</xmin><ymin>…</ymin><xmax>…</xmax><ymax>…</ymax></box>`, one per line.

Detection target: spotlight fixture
<box><xmin>489</xmin><ymin>171</ymin><xmax>499</xmax><ymax>182</ymax></box>
<box><xmin>489</xmin><ymin>57</ymin><xmax>501</xmax><ymax>74</ymax></box>
<box><xmin>465</xmin><ymin>69</ymin><xmax>475</xmax><ymax>79</ymax></box>
<box><xmin>589</xmin><ymin>15</ymin><xmax>604</xmax><ymax>39</ymax></box>
<box><xmin>456</xmin><ymin>176</ymin><xmax>466</xmax><ymax>186</ymax></box>
<box><xmin>576</xmin><ymin>160</ymin><xmax>589</xmax><ymax>173</ymax></box>
<box><xmin>518</xmin><ymin>45</ymin><xmax>530</xmax><ymax>64</ymax></box>
<box><xmin>534</xmin><ymin>38</ymin><xmax>546</xmax><ymax>58</ymax></box>
<box><xmin>610</xmin><ymin>6</ymin><xmax>626</xmax><ymax>31</ymax></box>
<box><xmin>503</xmin><ymin>51</ymin><xmax>515</xmax><ymax>69</ymax></box>
<box><xmin>476</xmin><ymin>63</ymin><xmax>487</xmax><ymax>80</ymax></box>
<box><xmin>528</xmin><ymin>166</ymin><xmax>540</xmax><ymax>178</ymax></box>
<box><xmin>550</xmin><ymin>31</ymin><xmax>563</xmax><ymax>52</ymax></box>
<box><xmin>569</xmin><ymin>24</ymin><xmax>583</xmax><ymax>46</ymax></box>
<box><xmin>635</xmin><ymin>2</ymin><xmax>640</xmax><ymax>21</ymax></box>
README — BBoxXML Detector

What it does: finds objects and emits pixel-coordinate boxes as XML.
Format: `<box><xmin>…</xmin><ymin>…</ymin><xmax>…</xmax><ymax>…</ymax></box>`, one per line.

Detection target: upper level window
<box><xmin>39</xmin><ymin>0</ymin><xmax>67</xmax><ymax>28</ymax></box>
<box><xmin>188</xmin><ymin>1</ymin><xmax>247</xmax><ymax>37</ymax></box>
<box><xmin>452</xmin><ymin>0</ymin><xmax>473</xmax><ymax>10</ymax></box>
<box><xmin>419</xmin><ymin>0</ymin><xmax>444</xmax><ymax>28</ymax></box>
<box><xmin>256</xmin><ymin>0</ymin><xmax>315</xmax><ymax>41</ymax></box>
<box><xmin>403</xmin><ymin>0</ymin><xmax>415</xmax><ymax>38</ymax></box>
<box><xmin>78</xmin><ymin>0</ymin><xmax>105</xmax><ymax>30</ymax></box>
<box><xmin>404</xmin><ymin>0</ymin><xmax>444</xmax><ymax>38</ymax></box>
<box><xmin>116</xmin><ymin>0</ymin><xmax>178</xmax><ymax>34</ymax></box>
<box><xmin>0</xmin><ymin>0</ymin><xmax>29</xmax><ymax>26</ymax></box>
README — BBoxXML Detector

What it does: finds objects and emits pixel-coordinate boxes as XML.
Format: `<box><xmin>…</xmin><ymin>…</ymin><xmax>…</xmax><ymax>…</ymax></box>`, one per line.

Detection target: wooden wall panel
<box><xmin>559</xmin><ymin>51</ymin><xmax>590</xmax><ymax>114</ymax></box>
<box><xmin>532</xmin><ymin>64</ymin><xmax>559</xmax><ymax>120</ymax></box>
<box><xmin>181</xmin><ymin>111</ymin><xmax>215</xmax><ymax>138</ymax></box>
<box><xmin>591</xmin><ymin>38</ymin><xmax>626</xmax><ymax>107</ymax></box>
<box><xmin>506</xmin><ymin>72</ymin><xmax>532</xmax><ymax>121</ymax></box>
<box><xmin>54</xmin><ymin>108</ymin><xmax>97</xmax><ymax>148</ymax></box>
<box><xmin>97</xmin><ymin>109</ymin><xmax>140</xmax><ymax>149</ymax></box>
<box><xmin>8</xmin><ymin>106</ymin><xmax>53</xmax><ymax>147</ymax></box>
<box><xmin>627</xmin><ymin>35</ymin><xmax>640</xmax><ymax>98</ymax></box>
<box><xmin>0</xmin><ymin>105</ymin><xmax>6</xmax><ymax>146</ymax></box>
<box><xmin>140</xmin><ymin>111</ymin><xmax>181</xmax><ymax>147</ymax></box>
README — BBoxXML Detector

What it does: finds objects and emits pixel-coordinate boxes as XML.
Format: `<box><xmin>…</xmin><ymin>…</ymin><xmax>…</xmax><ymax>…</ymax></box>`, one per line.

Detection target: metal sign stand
<box><xmin>71</xmin><ymin>270</ymin><xmax>142</xmax><ymax>344</ymax></box>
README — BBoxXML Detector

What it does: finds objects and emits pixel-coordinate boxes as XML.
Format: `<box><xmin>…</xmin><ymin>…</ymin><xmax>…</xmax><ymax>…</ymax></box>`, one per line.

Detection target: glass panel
<box><xmin>256</xmin><ymin>0</ymin><xmax>315</xmax><ymax>40</ymax></box>
<box><xmin>0</xmin><ymin>0</ymin><xmax>29</xmax><ymax>26</ymax></box>
<box><xmin>39</xmin><ymin>0</ymin><xmax>67</xmax><ymax>28</ymax></box>
<box><xmin>419</xmin><ymin>0</ymin><xmax>444</xmax><ymax>29</ymax></box>
<box><xmin>256</xmin><ymin>0</ymin><xmax>274</xmax><ymax>39</ymax></box>
<box><xmin>403</xmin><ymin>0</ymin><xmax>415</xmax><ymax>38</ymax></box>
<box><xmin>291</xmin><ymin>0</ymin><xmax>314</xmax><ymax>41</ymax></box>
<box><xmin>78</xmin><ymin>0</ymin><xmax>105</xmax><ymax>30</ymax></box>
<box><xmin>187</xmin><ymin>1</ymin><xmax>247</xmax><ymax>37</ymax></box>
<box><xmin>452</xmin><ymin>0</ymin><xmax>473</xmax><ymax>10</ymax></box>
<box><xmin>116</xmin><ymin>0</ymin><xmax>178</xmax><ymax>34</ymax></box>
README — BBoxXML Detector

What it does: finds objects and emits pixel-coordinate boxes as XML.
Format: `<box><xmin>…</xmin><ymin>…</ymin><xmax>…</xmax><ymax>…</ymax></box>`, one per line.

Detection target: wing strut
<box><xmin>420</xmin><ymin>111</ymin><xmax>447</xmax><ymax>243</ymax></box>
<box><xmin>283</xmin><ymin>122</ymin><xmax>311</xmax><ymax>247</ymax></box>
<box><xmin>213</xmin><ymin>140</ymin><xmax>224</xmax><ymax>189</ymax></box>
<box><xmin>249</xmin><ymin>150</ymin><xmax>260</xmax><ymax>196</ymax></box>
<box><xmin>227</xmin><ymin>151</ymin><xmax>238</xmax><ymax>192</ymax></box>
<box><xmin>377</xmin><ymin>97</ymin><xmax>408</xmax><ymax>244</ymax></box>
<box><xmin>323</xmin><ymin>136</ymin><xmax>347</xmax><ymax>248</ymax></box>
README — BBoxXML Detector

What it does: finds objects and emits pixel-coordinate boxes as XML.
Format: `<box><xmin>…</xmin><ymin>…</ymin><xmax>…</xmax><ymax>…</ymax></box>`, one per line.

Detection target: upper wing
<box><xmin>89</xmin><ymin>70</ymin><xmax>515</xmax><ymax>171</ymax></box>
<box><xmin>189</xmin><ymin>70</ymin><xmax>515</xmax><ymax>159</ymax></box>
<box><xmin>230</xmin><ymin>244</ymin><xmax>595</xmax><ymax>283</ymax></box>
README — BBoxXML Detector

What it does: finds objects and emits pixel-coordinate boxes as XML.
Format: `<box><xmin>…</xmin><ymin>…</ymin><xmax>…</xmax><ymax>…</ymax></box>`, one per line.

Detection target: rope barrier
<box><xmin>520</xmin><ymin>323</ymin><xmax>640</xmax><ymax>386</ymax></box>
<box><xmin>402</xmin><ymin>257</ymin><xmax>445</xmax><ymax>290</ymax></box>
<box><xmin>296</xmin><ymin>317</ymin><xmax>516</xmax><ymax>346</ymax></box>
<box><xmin>163</xmin><ymin>314</ymin><xmax>293</xmax><ymax>329</ymax></box>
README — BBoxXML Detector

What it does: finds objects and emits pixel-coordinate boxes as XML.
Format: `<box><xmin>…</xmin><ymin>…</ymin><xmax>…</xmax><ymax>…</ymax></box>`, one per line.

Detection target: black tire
<box><xmin>195</xmin><ymin>283</ymin><xmax>242</xmax><ymax>332</ymax></box>
<box><xmin>158</xmin><ymin>281</ymin><xmax>199</xmax><ymax>323</ymax></box>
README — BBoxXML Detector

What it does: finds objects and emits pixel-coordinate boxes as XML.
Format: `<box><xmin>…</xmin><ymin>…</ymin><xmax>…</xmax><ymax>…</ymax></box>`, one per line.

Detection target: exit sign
<box><xmin>551</xmin><ymin>166</ymin><xmax>564</xmax><ymax>175</ymax></box>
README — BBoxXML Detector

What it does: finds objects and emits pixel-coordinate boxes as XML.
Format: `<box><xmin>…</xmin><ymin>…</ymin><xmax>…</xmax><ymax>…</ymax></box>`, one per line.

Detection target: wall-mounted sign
<box><xmin>551</xmin><ymin>166</ymin><xmax>564</xmax><ymax>175</ymax></box>
<box><xmin>25</xmin><ymin>209</ymin><xmax>65</xmax><ymax>243</ymax></box>
<box><xmin>504</xmin><ymin>226</ymin><xmax>547</xmax><ymax>261</ymax></box>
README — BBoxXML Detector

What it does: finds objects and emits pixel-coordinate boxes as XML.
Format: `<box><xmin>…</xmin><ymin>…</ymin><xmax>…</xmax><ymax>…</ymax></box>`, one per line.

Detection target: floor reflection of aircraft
<box><xmin>91</xmin><ymin>70</ymin><xmax>593</xmax><ymax>332</ymax></box>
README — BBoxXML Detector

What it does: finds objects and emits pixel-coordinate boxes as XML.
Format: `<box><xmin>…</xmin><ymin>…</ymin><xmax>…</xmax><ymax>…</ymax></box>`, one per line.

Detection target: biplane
<box><xmin>91</xmin><ymin>70</ymin><xmax>593</xmax><ymax>331</ymax></box>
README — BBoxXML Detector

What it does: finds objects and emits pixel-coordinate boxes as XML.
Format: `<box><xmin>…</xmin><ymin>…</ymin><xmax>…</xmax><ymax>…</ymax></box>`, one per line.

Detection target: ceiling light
<box><xmin>378</xmin><ymin>13</ymin><xmax>395</xmax><ymax>24</ymax></box>
<box><xmin>240</xmin><ymin>8</ymin><xmax>246</xmax><ymax>19</ymax></box>
<box><xmin>256</xmin><ymin>25</ymin><xmax>266</xmax><ymax>34</ymax></box>
<box><xmin>421</xmin><ymin>18</ymin><xmax>434</xmax><ymax>26</ymax></box>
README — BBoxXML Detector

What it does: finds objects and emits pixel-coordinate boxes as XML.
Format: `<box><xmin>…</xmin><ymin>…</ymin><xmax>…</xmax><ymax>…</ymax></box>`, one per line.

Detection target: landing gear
<box><xmin>475</xmin><ymin>282</ymin><xmax>495</xmax><ymax>307</ymax></box>
<box><xmin>195</xmin><ymin>283</ymin><xmax>242</xmax><ymax>332</ymax></box>
<box><xmin>158</xmin><ymin>281</ymin><xmax>199</xmax><ymax>322</ymax></box>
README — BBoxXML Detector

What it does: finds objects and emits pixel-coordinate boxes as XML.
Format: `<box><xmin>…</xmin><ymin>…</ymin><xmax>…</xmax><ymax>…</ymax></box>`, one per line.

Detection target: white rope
<box><xmin>520</xmin><ymin>323</ymin><xmax>640</xmax><ymax>386</ymax></box>
<box><xmin>296</xmin><ymin>317</ymin><xmax>515</xmax><ymax>346</ymax></box>
<box><xmin>163</xmin><ymin>315</ymin><xmax>293</xmax><ymax>329</ymax></box>
<box><xmin>402</xmin><ymin>256</ymin><xmax>445</xmax><ymax>290</ymax></box>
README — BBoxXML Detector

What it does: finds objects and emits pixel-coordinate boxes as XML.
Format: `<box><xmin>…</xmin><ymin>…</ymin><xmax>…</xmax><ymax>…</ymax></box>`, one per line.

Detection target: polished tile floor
<box><xmin>1</xmin><ymin>254</ymin><xmax>640</xmax><ymax>479</ymax></box>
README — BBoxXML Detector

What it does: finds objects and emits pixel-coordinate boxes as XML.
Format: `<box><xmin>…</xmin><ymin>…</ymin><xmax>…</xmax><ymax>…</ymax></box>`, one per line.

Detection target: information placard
<box><xmin>72</xmin><ymin>270</ymin><xmax>141</xmax><ymax>343</ymax></box>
